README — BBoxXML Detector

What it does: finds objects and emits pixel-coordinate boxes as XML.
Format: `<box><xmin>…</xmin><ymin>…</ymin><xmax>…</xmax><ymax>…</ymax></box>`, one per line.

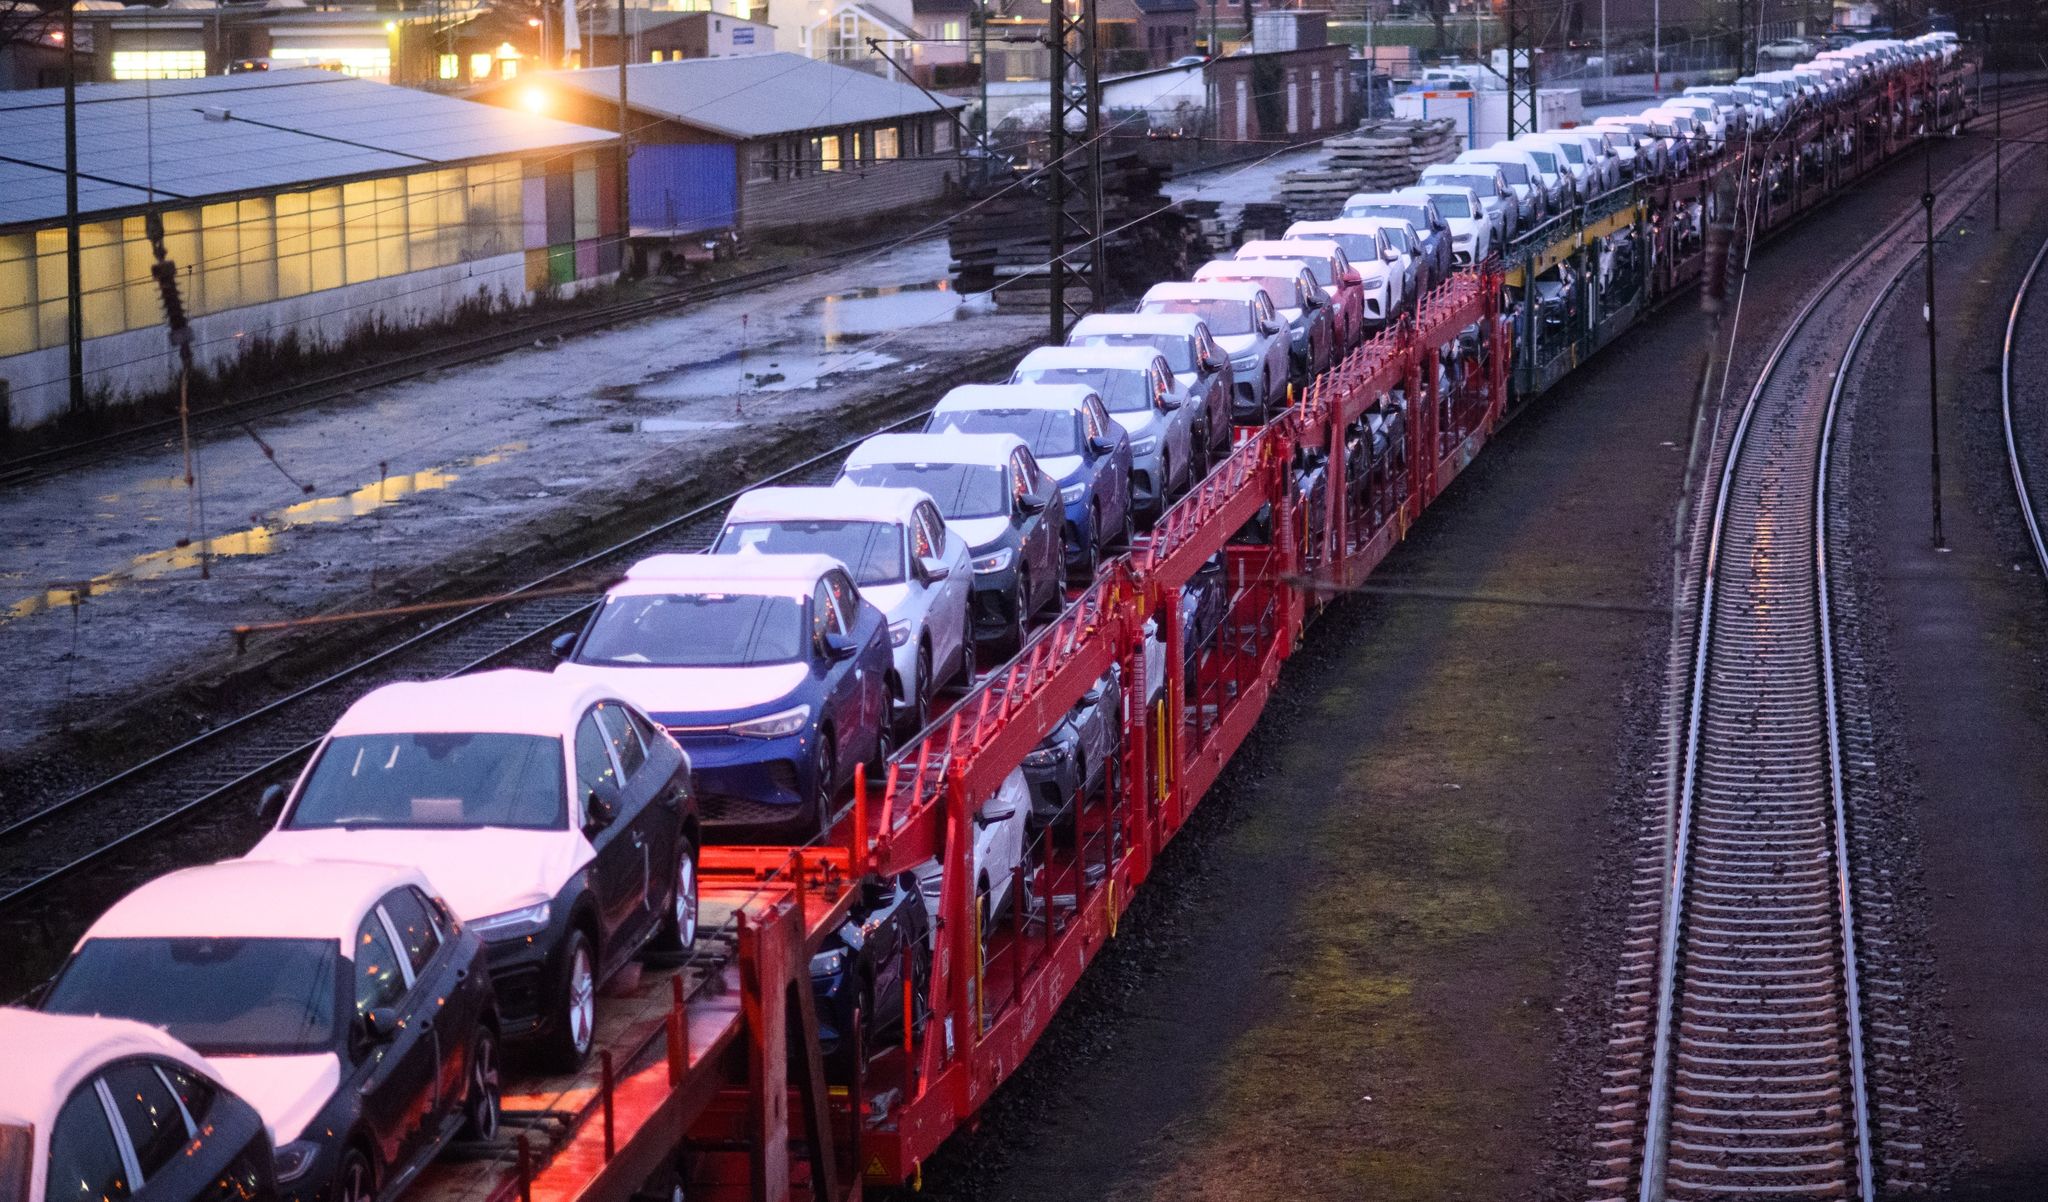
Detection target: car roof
<box><xmin>844</xmin><ymin>430</ymin><xmax>1028</xmax><ymax>470</ymax></box>
<box><xmin>1016</xmin><ymin>344</ymin><xmax>1167</xmax><ymax>374</ymax></box>
<box><xmin>612</xmin><ymin>550</ymin><xmax>844</xmax><ymax>600</ymax></box>
<box><xmin>1462</xmin><ymin>144</ymin><xmax>1536</xmax><ymax>161</ymax></box>
<box><xmin>1317</xmin><ymin>214</ymin><xmax>1415</xmax><ymax>238</ymax></box>
<box><xmin>333</xmin><ymin>668</ymin><xmax>615</xmax><ymax>738</ymax></box>
<box><xmin>1142</xmin><ymin>279</ymin><xmax>1269</xmax><ymax>304</ymax></box>
<box><xmin>931</xmin><ymin>382</ymin><xmax>1097</xmax><ymax>415</ymax></box>
<box><xmin>82</xmin><ymin>857</ymin><xmax>432</xmax><ymax>952</ymax></box>
<box><xmin>1422</xmin><ymin>163</ymin><xmax>1499</xmax><ymax>176</ymax></box>
<box><xmin>1196</xmin><ymin>259</ymin><xmax>1308</xmax><ymax>284</ymax></box>
<box><xmin>1069</xmin><ymin>312</ymin><xmax>1204</xmax><ymax>340</ymax></box>
<box><xmin>1240</xmin><ymin>238</ymin><xmax>1344</xmax><ymax>263</ymax></box>
<box><xmin>723</xmin><ymin>484</ymin><xmax>928</xmax><ymax>528</ymax></box>
<box><xmin>0</xmin><ymin>1008</ymin><xmax>220</xmax><ymax>1134</ymax></box>
<box><xmin>1286</xmin><ymin>219</ymin><xmax>1386</xmax><ymax>239</ymax></box>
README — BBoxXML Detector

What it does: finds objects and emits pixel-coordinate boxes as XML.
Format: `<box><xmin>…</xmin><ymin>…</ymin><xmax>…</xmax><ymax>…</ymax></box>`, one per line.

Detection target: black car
<box><xmin>43</xmin><ymin>859</ymin><xmax>500</xmax><ymax>1202</ymax></box>
<box><xmin>249</xmin><ymin>671</ymin><xmax>701</xmax><ymax>1072</ymax></box>
<box><xmin>808</xmin><ymin>872</ymin><xmax>932</xmax><ymax>1077</ymax></box>
<box><xmin>1179</xmin><ymin>553</ymin><xmax>1228</xmax><ymax>695</ymax></box>
<box><xmin>1022</xmin><ymin>669</ymin><xmax>1123</xmax><ymax>828</ymax></box>
<box><xmin>8</xmin><ymin>1008</ymin><xmax>279</xmax><ymax>1202</ymax></box>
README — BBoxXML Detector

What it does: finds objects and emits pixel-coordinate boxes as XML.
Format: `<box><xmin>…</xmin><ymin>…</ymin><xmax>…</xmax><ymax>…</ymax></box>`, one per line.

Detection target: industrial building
<box><xmin>481</xmin><ymin>54</ymin><xmax>963</xmax><ymax>236</ymax></box>
<box><xmin>0</xmin><ymin>68</ymin><xmax>619</xmax><ymax>432</ymax></box>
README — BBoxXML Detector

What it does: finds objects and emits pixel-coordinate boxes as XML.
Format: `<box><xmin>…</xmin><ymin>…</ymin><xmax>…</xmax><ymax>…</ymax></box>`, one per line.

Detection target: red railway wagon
<box><xmin>408</xmin><ymin>48</ymin><xmax>1976</xmax><ymax>1202</ymax></box>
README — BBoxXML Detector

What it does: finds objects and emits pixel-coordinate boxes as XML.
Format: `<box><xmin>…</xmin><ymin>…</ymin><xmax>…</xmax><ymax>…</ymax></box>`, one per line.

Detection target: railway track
<box><xmin>1597</xmin><ymin>116</ymin><xmax>2048</xmax><ymax>1202</ymax></box>
<box><xmin>0</xmin><ymin>230</ymin><xmax>932</xmax><ymax>489</ymax></box>
<box><xmin>2001</xmin><ymin>230</ymin><xmax>2048</xmax><ymax>582</ymax></box>
<box><xmin>0</xmin><ymin>416</ymin><xmax>920</xmax><ymax>911</ymax></box>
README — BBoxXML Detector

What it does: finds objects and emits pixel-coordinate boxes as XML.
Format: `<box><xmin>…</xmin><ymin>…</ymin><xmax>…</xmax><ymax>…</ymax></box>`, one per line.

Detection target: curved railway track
<box><xmin>1607</xmin><ymin>112</ymin><xmax>2048</xmax><ymax>1202</ymax></box>
<box><xmin>0</xmin><ymin>416</ymin><xmax>920</xmax><ymax>911</ymax></box>
<box><xmin>2001</xmin><ymin>231</ymin><xmax>2048</xmax><ymax>582</ymax></box>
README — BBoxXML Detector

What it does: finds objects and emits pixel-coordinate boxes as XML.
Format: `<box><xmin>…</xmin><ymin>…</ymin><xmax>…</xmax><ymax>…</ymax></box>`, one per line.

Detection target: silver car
<box><xmin>1011</xmin><ymin>344</ymin><xmax>1196</xmax><ymax>519</ymax></box>
<box><xmin>1139</xmin><ymin>280</ymin><xmax>1291</xmax><ymax>423</ymax></box>
<box><xmin>1065</xmin><ymin>311</ymin><xmax>1235</xmax><ymax>469</ymax></box>
<box><xmin>1419</xmin><ymin>163</ymin><xmax>1513</xmax><ymax>242</ymax></box>
<box><xmin>714</xmin><ymin>484</ymin><xmax>974</xmax><ymax>728</ymax></box>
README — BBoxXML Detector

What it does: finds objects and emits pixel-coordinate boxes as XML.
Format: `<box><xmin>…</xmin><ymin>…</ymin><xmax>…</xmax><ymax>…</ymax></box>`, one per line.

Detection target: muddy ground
<box><xmin>1849</xmin><ymin>149</ymin><xmax>2048</xmax><ymax>1194</ymax></box>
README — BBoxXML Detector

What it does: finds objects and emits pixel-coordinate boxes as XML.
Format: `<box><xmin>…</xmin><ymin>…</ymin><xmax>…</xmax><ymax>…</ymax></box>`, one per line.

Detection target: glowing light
<box><xmin>519</xmin><ymin>85</ymin><xmax>549</xmax><ymax>114</ymax></box>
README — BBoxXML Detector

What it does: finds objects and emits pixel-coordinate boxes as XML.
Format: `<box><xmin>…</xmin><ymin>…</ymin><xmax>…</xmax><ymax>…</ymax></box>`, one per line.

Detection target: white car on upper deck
<box><xmin>712</xmin><ymin>484</ymin><xmax>974</xmax><ymax>730</ymax></box>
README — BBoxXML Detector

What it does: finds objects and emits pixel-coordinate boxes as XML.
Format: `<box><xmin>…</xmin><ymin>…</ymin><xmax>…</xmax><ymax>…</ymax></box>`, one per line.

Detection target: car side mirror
<box><xmin>1202</xmin><ymin>352</ymin><xmax>1225</xmax><ymax>372</ymax></box>
<box><xmin>1017</xmin><ymin>492</ymin><xmax>1048</xmax><ymax>517</ymax></box>
<box><xmin>1342</xmin><ymin>269</ymin><xmax>1363</xmax><ymax>286</ymax></box>
<box><xmin>1261</xmin><ymin>319</ymin><xmax>1284</xmax><ymax>335</ymax></box>
<box><xmin>1088</xmin><ymin>435</ymin><xmax>1118</xmax><ymax>456</ymax></box>
<box><xmin>1383</xmin><ymin>247</ymin><xmax>1402</xmax><ymax>263</ymax></box>
<box><xmin>257</xmin><ymin>783</ymin><xmax>288</xmax><ymax>823</ymax></box>
<box><xmin>584</xmin><ymin>789</ymin><xmax>617</xmax><ymax>834</ymax></box>
<box><xmin>975</xmin><ymin>807</ymin><xmax>1017</xmax><ymax>827</ymax></box>
<box><xmin>360</xmin><ymin>1007</ymin><xmax>401</xmax><ymax>1044</ymax></box>
<box><xmin>1081</xmin><ymin>685</ymin><xmax>1103</xmax><ymax>705</ymax></box>
<box><xmin>918</xmin><ymin>555</ymin><xmax>951</xmax><ymax>583</ymax></box>
<box><xmin>822</xmin><ymin>631</ymin><xmax>860</xmax><ymax>661</ymax></box>
<box><xmin>1157</xmin><ymin>393</ymin><xmax>1181</xmax><ymax>411</ymax></box>
<box><xmin>859</xmin><ymin>874</ymin><xmax>892</xmax><ymax>911</ymax></box>
<box><xmin>550</xmin><ymin>631</ymin><xmax>577</xmax><ymax>659</ymax></box>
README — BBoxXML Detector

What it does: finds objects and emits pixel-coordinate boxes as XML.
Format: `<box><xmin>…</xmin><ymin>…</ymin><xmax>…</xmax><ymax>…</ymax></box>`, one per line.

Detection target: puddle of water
<box><xmin>815</xmin><ymin>280</ymin><xmax>994</xmax><ymax>345</ymax></box>
<box><xmin>630</xmin><ymin>347</ymin><xmax>898</xmax><ymax>403</ymax></box>
<box><xmin>6</xmin><ymin>444</ymin><xmax>526</xmax><ymax>624</ymax></box>
<box><xmin>637</xmin><ymin>418</ymin><xmax>746</xmax><ymax>434</ymax></box>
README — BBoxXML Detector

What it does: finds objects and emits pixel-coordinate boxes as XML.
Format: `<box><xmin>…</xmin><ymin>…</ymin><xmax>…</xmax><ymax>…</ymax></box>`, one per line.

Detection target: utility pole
<box><xmin>1651</xmin><ymin>0</ymin><xmax>1660</xmax><ymax>96</ymax></box>
<box><xmin>1600</xmin><ymin>0</ymin><xmax>1607</xmax><ymax>99</ymax></box>
<box><xmin>63</xmin><ymin>0</ymin><xmax>84</xmax><ymax>418</ymax></box>
<box><xmin>1045</xmin><ymin>0</ymin><xmax>1101</xmax><ymax>343</ymax></box>
<box><xmin>1923</xmin><ymin>140</ymin><xmax>1944</xmax><ymax>549</ymax></box>
<box><xmin>615</xmin><ymin>0</ymin><xmax>630</xmax><ymax>272</ymax></box>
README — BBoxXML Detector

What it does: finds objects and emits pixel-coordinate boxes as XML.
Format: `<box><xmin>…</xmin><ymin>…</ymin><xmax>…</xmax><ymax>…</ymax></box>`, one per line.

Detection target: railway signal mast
<box><xmin>1046</xmin><ymin>0</ymin><xmax>1104</xmax><ymax>342</ymax></box>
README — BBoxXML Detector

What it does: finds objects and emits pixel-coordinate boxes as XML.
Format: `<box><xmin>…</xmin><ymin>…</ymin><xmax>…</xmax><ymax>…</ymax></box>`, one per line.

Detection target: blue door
<box><xmin>628</xmin><ymin>144</ymin><xmax>737</xmax><ymax>234</ymax></box>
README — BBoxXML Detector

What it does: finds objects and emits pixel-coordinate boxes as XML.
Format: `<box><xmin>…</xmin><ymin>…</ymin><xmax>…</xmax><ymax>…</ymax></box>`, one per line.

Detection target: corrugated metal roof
<box><xmin>0</xmin><ymin>69</ymin><xmax>617</xmax><ymax>229</ymax></box>
<box><xmin>526</xmin><ymin>53</ymin><xmax>962</xmax><ymax>141</ymax></box>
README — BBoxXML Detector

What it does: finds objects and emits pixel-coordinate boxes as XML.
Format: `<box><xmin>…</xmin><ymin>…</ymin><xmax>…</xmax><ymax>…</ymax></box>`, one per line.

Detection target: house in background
<box><xmin>577</xmin><ymin>8</ymin><xmax>777</xmax><ymax>65</ymax></box>
<box><xmin>477</xmin><ymin>53</ymin><xmax>963</xmax><ymax>237</ymax></box>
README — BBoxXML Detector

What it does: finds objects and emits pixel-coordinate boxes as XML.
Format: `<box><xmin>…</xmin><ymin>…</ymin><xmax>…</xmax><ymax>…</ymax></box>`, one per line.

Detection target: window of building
<box><xmin>874</xmin><ymin>125</ymin><xmax>899</xmax><ymax>160</ymax></box>
<box><xmin>470</xmin><ymin>52</ymin><xmax>493</xmax><ymax>78</ymax></box>
<box><xmin>941</xmin><ymin>19</ymin><xmax>961</xmax><ymax>39</ymax></box>
<box><xmin>934</xmin><ymin>119</ymin><xmax>955</xmax><ymax>151</ymax></box>
<box><xmin>813</xmin><ymin>134</ymin><xmax>841</xmax><ymax>172</ymax></box>
<box><xmin>110</xmin><ymin>50</ymin><xmax>206</xmax><ymax>80</ymax></box>
<box><xmin>438</xmin><ymin>53</ymin><xmax>459</xmax><ymax>79</ymax></box>
<box><xmin>750</xmin><ymin>145</ymin><xmax>777</xmax><ymax>181</ymax></box>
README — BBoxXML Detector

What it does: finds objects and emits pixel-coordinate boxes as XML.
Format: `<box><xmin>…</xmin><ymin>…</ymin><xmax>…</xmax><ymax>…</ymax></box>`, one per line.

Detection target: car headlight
<box><xmin>809</xmin><ymin>947</ymin><xmax>848</xmax><ymax>977</ymax></box>
<box><xmin>274</xmin><ymin>1140</ymin><xmax>321</xmax><ymax>1184</ymax></box>
<box><xmin>730</xmin><ymin>704</ymin><xmax>812</xmax><ymax>739</ymax></box>
<box><xmin>1229</xmin><ymin>354</ymin><xmax>1258</xmax><ymax>370</ymax></box>
<box><xmin>1129</xmin><ymin>436</ymin><xmax>1158</xmax><ymax>455</ymax></box>
<box><xmin>1024</xmin><ymin>746</ymin><xmax>1063</xmax><ymax>767</ymax></box>
<box><xmin>1060</xmin><ymin>483</ymin><xmax>1086</xmax><ymax>504</ymax></box>
<box><xmin>1454</xmin><ymin>233</ymin><xmax>1473</xmax><ymax>245</ymax></box>
<box><xmin>469</xmin><ymin>900</ymin><xmax>550</xmax><ymax>941</ymax></box>
<box><xmin>888</xmin><ymin>621</ymin><xmax>912</xmax><ymax>647</ymax></box>
<box><xmin>973</xmin><ymin>547</ymin><xmax>1014</xmax><ymax>574</ymax></box>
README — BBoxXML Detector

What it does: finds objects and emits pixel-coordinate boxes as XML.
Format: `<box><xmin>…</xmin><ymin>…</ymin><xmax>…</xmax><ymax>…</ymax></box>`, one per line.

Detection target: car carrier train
<box><xmin>7</xmin><ymin>32</ymin><xmax>1978</xmax><ymax>1202</ymax></box>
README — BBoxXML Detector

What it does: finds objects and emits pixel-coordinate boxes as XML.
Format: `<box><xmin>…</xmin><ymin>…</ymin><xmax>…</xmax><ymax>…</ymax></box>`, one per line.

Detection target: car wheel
<box><xmin>958</xmin><ymin>633</ymin><xmax>976</xmax><ymax>688</ymax></box>
<box><xmin>540</xmin><ymin>927</ymin><xmax>597</xmax><ymax>1071</ymax></box>
<box><xmin>911</xmin><ymin>644</ymin><xmax>932</xmax><ymax>732</ymax></box>
<box><xmin>814</xmin><ymin>735</ymin><xmax>839</xmax><ymax>843</ymax></box>
<box><xmin>1005</xmin><ymin>570</ymin><xmax>1030</xmax><ymax>658</ymax></box>
<box><xmin>337</xmin><ymin>1148</ymin><xmax>375</xmax><ymax>1202</ymax></box>
<box><xmin>651</xmin><ymin>843</ymin><xmax>698</xmax><ymax>954</ymax></box>
<box><xmin>1072</xmin><ymin>505</ymin><xmax>1100</xmax><ymax>585</ymax></box>
<box><xmin>460</xmin><ymin>1027</ymin><xmax>501</xmax><ymax>1141</ymax></box>
<box><xmin>868</xmin><ymin>723</ymin><xmax>894</xmax><ymax>783</ymax></box>
<box><xmin>1189</xmin><ymin>435</ymin><xmax>1209</xmax><ymax>488</ymax></box>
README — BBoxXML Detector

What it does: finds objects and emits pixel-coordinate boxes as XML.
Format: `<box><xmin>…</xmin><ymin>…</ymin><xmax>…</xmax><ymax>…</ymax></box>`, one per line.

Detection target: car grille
<box><xmin>701</xmin><ymin>793</ymin><xmax>802</xmax><ymax>826</ymax></box>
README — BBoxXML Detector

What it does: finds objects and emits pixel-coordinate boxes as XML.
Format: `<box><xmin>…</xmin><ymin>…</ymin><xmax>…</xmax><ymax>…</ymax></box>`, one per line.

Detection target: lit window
<box><xmin>110</xmin><ymin>50</ymin><xmax>206</xmax><ymax>79</ymax></box>
<box><xmin>874</xmin><ymin>126</ymin><xmax>898</xmax><ymax>159</ymax></box>
<box><xmin>438</xmin><ymin>53</ymin><xmax>459</xmax><ymax>79</ymax></box>
<box><xmin>265</xmin><ymin>47</ymin><xmax>393</xmax><ymax>79</ymax></box>
<box><xmin>942</xmin><ymin>19</ymin><xmax>961</xmax><ymax>39</ymax></box>
<box><xmin>501</xmin><ymin>59</ymin><xmax>519</xmax><ymax>78</ymax></box>
<box><xmin>651</xmin><ymin>49</ymin><xmax>664</xmax><ymax>61</ymax></box>
<box><xmin>814</xmin><ymin>134</ymin><xmax>841</xmax><ymax>172</ymax></box>
<box><xmin>470</xmin><ymin>52</ymin><xmax>493</xmax><ymax>78</ymax></box>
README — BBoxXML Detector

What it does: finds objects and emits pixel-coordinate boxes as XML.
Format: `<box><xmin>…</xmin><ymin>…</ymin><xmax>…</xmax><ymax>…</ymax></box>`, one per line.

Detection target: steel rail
<box><xmin>1635</xmin><ymin>116</ymin><xmax>2044</xmax><ymax>1202</ymax></box>
<box><xmin>2000</xmin><ymin>232</ymin><xmax>2048</xmax><ymax>582</ymax></box>
<box><xmin>0</xmin><ymin>413</ymin><xmax>924</xmax><ymax>910</ymax></box>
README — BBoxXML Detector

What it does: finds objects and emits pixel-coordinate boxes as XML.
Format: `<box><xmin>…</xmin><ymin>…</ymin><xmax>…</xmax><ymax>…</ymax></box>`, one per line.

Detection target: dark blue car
<box><xmin>925</xmin><ymin>383</ymin><xmax>1134</xmax><ymax>582</ymax></box>
<box><xmin>554</xmin><ymin>552</ymin><xmax>893</xmax><ymax>843</ymax></box>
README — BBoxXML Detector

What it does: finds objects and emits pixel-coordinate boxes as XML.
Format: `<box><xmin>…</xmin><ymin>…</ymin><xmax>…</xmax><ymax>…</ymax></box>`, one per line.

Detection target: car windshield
<box><xmin>1433</xmin><ymin>173</ymin><xmax>1497</xmax><ymax>196</ymax></box>
<box><xmin>1524</xmin><ymin>148</ymin><xmax>1559</xmax><ymax>173</ymax></box>
<box><xmin>1140</xmin><ymin>297</ymin><xmax>1252</xmax><ymax>336</ymax></box>
<box><xmin>841</xmin><ymin>462</ymin><xmax>1008</xmax><ymax>519</ymax></box>
<box><xmin>1015</xmin><ymin>366</ymin><xmax>1152</xmax><ymax>413</ymax></box>
<box><xmin>1216</xmin><ymin>275</ymin><xmax>1296</xmax><ymax>306</ymax></box>
<box><xmin>1268</xmin><ymin>256</ymin><xmax>1334</xmax><ymax>285</ymax></box>
<box><xmin>1550</xmin><ymin>142</ymin><xmax>1586</xmax><ymax>163</ymax></box>
<box><xmin>928</xmin><ymin>407</ymin><xmax>1080</xmax><ymax>456</ymax></box>
<box><xmin>1429</xmin><ymin>192</ymin><xmax>1473</xmax><ymax>217</ymax></box>
<box><xmin>1317</xmin><ymin>232</ymin><xmax>1381</xmax><ymax>263</ymax></box>
<box><xmin>576</xmin><ymin>592</ymin><xmax>805</xmax><ymax>669</ymax></box>
<box><xmin>289</xmin><ymin>732</ymin><xmax>567</xmax><ymax>829</ymax></box>
<box><xmin>46</xmin><ymin>937</ymin><xmax>341</xmax><ymax>1056</ymax></box>
<box><xmin>1070</xmin><ymin>332</ymin><xmax>1194</xmax><ymax>372</ymax></box>
<box><xmin>714</xmin><ymin>519</ymin><xmax>902</xmax><ymax>585</ymax></box>
<box><xmin>1348</xmin><ymin>203</ymin><xmax>1429</xmax><ymax>231</ymax></box>
<box><xmin>1486</xmin><ymin>160</ymin><xmax>1532</xmax><ymax>184</ymax></box>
